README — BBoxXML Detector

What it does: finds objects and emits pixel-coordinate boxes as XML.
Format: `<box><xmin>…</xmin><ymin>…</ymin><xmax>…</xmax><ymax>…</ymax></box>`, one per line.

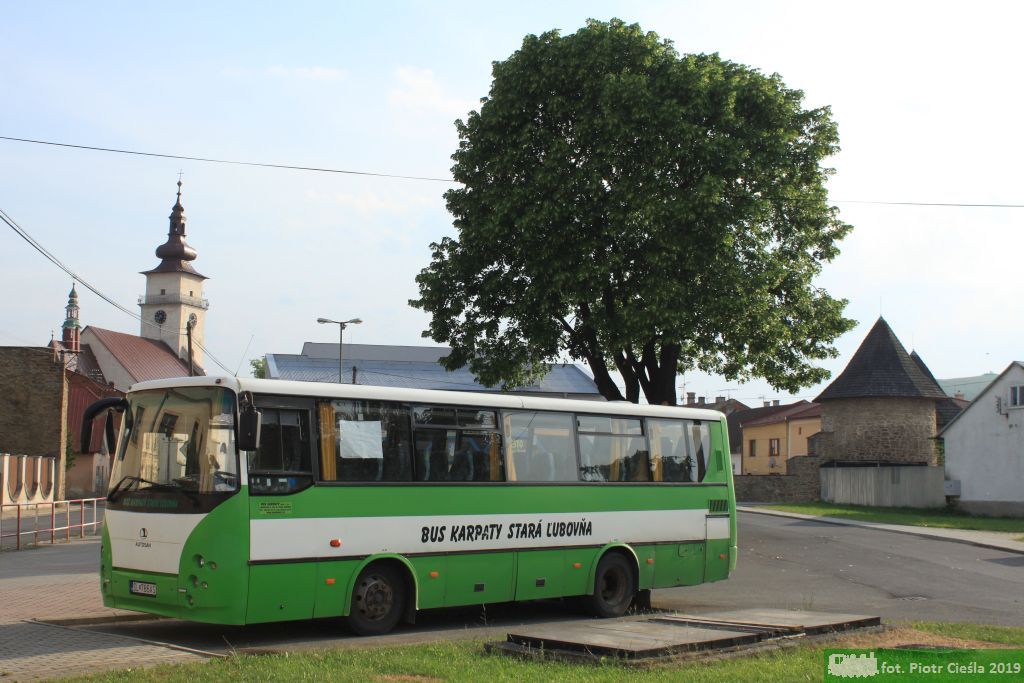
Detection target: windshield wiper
<box><xmin>107</xmin><ymin>475</ymin><xmax>141</xmax><ymax>502</ymax></box>
<box><xmin>107</xmin><ymin>475</ymin><xmax>176</xmax><ymax>502</ymax></box>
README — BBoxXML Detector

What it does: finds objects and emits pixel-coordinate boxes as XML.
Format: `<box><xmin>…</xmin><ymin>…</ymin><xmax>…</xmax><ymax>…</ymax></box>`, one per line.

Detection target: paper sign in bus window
<box><xmin>338</xmin><ymin>420</ymin><xmax>384</xmax><ymax>460</ymax></box>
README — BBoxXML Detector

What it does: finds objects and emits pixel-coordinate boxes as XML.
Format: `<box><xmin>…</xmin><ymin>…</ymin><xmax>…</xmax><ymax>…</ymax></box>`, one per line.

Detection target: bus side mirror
<box><xmin>105</xmin><ymin>412</ymin><xmax>117</xmax><ymax>454</ymax></box>
<box><xmin>81</xmin><ymin>397</ymin><xmax>129</xmax><ymax>454</ymax></box>
<box><xmin>238</xmin><ymin>404</ymin><xmax>262</xmax><ymax>452</ymax></box>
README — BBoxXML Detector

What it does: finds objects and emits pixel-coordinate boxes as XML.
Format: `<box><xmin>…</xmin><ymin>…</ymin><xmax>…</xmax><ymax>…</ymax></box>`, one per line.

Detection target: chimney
<box><xmin>954</xmin><ymin>391</ymin><xmax>965</xmax><ymax>400</ymax></box>
<box><xmin>763</xmin><ymin>401</ymin><xmax>770</xmax><ymax>407</ymax></box>
<box><xmin>686</xmin><ymin>392</ymin><xmax>696</xmax><ymax>405</ymax></box>
<box><xmin>697</xmin><ymin>396</ymin><xmax>706</xmax><ymax>405</ymax></box>
<box><xmin>772</xmin><ymin>400</ymin><xmax>780</xmax><ymax>406</ymax></box>
<box><xmin>715</xmin><ymin>396</ymin><xmax>725</xmax><ymax>404</ymax></box>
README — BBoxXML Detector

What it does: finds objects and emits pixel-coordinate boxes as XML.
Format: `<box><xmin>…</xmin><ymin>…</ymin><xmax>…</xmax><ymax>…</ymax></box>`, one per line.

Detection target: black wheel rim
<box><xmin>600</xmin><ymin>565</ymin><xmax>628</xmax><ymax>604</ymax></box>
<box><xmin>354</xmin><ymin>574</ymin><xmax>394</xmax><ymax>621</ymax></box>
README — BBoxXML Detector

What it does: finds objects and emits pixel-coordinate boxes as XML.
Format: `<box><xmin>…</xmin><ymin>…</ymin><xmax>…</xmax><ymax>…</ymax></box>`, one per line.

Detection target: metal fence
<box><xmin>0</xmin><ymin>498</ymin><xmax>106</xmax><ymax>550</ymax></box>
<box><xmin>820</xmin><ymin>465</ymin><xmax>945</xmax><ymax>508</ymax></box>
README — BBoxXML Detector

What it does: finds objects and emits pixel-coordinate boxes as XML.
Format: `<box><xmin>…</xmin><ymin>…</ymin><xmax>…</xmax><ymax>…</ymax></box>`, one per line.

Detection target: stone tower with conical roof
<box><xmin>61</xmin><ymin>283</ymin><xmax>80</xmax><ymax>353</ymax></box>
<box><xmin>138</xmin><ymin>180</ymin><xmax>209</xmax><ymax>371</ymax></box>
<box><xmin>812</xmin><ymin>317</ymin><xmax>944</xmax><ymax>465</ymax></box>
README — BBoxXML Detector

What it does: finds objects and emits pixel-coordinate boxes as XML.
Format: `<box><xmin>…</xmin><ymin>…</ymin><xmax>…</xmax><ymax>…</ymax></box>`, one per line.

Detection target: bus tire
<box><xmin>346</xmin><ymin>564</ymin><xmax>406</xmax><ymax>636</ymax></box>
<box><xmin>582</xmin><ymin>552</ymin><xmax>635</xmax><ymax>618</ymax></box>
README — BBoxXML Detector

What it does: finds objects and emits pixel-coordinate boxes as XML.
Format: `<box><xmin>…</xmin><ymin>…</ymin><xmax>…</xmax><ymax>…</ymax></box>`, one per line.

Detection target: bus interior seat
<box><xmin>658</xmin><ymin>437</ymin><xmax>676</xmax><ymax>481</ymax></box>
<box><xmin>512</xmin><ymin>452</ymin><xmax>530</xmax><ymax>481</ymax></box>
<box><xmin>531</xmin><ymin>451</ymin><xmax>555</xmax><ymax>481</ymax></box>
<box><xmin>415</xmin><ymin>441</ymin><xmax>432</xmax><ymax>481</ymax></box>
<box><xmin>450</xmin><ymin>447</ymin><xmax>474</xmax><ymax>481</ymax></box>
<box><xmin>429</xmin><ymin>448</ymin><xmax>449</xmax><ymax>481</ymax></box>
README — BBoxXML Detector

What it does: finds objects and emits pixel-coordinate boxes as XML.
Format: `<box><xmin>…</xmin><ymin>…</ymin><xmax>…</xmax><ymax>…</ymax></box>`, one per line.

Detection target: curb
<box><xmin>737</xmin><ymin>507</ymin><xmax>1024</xmax><ymax>556</ymax></box>
<box><xmin>38</xmin><ymin>613</ymin><xmax>161</xmax><ymax>627</ymax></box>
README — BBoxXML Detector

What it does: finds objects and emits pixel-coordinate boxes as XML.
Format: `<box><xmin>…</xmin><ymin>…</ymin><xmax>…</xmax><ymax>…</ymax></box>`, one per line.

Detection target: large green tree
<box><xmin>412</xmin><ymin>19</ymin><xmax>854</xmax><ymax>404</ymax></box>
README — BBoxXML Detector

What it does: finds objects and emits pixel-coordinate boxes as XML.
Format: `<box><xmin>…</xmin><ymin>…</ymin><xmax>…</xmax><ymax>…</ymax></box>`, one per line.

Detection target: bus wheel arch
<box><xmin>583</xmin><ymin>545</ymin><xmax>639</xmax><ymax>618</ymax></box>
<box><xmin>344</xmin><ymin>555</ymin><xmax>418</xmax><ymax>634</ymax></box>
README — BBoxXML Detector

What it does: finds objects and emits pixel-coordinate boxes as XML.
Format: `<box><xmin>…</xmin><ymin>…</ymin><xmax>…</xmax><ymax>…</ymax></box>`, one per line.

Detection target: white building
<box><xmin>940</xmin><ymin>361</ymin><xmax>1024</xmax><ymax>517</ymax></box>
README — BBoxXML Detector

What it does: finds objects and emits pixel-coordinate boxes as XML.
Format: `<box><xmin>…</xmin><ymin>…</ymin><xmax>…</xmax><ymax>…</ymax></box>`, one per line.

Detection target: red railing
<box><xmin>0</xmin><ymin>498</ymin><xmax>105</xmax><ymax>550</ymax></box>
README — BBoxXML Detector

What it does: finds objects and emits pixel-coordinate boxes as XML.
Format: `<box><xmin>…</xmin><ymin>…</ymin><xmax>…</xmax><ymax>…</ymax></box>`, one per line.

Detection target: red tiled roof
<box><xmin>85</xmin><ymin>326</ymin><xmax>195</xmax><ymax>383</ymax></box>
<box><xmin>741</xmin><ymin>401</ymin><xmax>821</xmax><ymax>428</ymax></box>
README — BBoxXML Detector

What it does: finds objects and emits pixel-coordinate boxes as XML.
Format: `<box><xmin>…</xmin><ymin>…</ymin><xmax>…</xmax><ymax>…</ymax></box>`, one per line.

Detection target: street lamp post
<box><xmin>316</xmin><ymin>317</ymin><xmax>363</xmax><ymax>383</ymax></box>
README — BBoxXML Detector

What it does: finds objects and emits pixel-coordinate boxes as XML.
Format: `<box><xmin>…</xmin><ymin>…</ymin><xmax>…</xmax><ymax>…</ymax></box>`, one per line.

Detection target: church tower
<box><xmin>138</xmin><ymin>180</ymin><xmax>208</xmax><ymax>371</ymax></box>
<box><xmin>61</xmin><ymin>283</ymin><xmax>81</xmax><ymax>353</ymax></box>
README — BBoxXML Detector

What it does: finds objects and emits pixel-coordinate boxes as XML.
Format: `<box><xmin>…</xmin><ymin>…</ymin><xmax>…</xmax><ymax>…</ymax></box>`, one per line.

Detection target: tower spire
<box><xmin>144</xmin><ymin>179</ymin><xmax>205</xmax><ymax>278</ymax></box>
<box><xmin>139</xmin><ymin>178</ymin><xmax>209</xmax><ymax>371</ymax></box>
<box><xmin>62</xmin><ymin>282</ymin><xmax>80</xmax><ymax>353</ymax></box>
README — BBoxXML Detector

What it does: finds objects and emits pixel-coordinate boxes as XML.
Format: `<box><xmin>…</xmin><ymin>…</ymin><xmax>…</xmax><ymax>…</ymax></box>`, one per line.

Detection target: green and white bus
<box><xmin>84</xmin><ymin>376</ymin><xmax>736</xmax><ymax>635</ymax></box>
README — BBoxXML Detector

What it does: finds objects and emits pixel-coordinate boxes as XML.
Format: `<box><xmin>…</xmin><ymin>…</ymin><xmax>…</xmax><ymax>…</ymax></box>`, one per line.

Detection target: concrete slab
<box><xmin>501</xmin><ymin>609</ymin><xmax>880</xmax><ymax>661</ymax></box>
<box><xmin>507</xmin><ymin>620</ymin><xmax>765</xmax><ymax>658</ymax></box>
<box><xmin>657</xmin><ymin>609</ymin><xmax>881</xmax><ymax>635</ymax></box>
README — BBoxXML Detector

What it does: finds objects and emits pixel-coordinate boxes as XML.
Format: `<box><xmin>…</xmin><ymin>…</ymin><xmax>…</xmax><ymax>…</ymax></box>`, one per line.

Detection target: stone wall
<box><xmin>0</xmin><ymin>347</ymin><xmax>68</xmax><ymax>499</ymax></box>
<box><xmin>816</xmin><ymin>397</ymin><xmax>938</xmax><ymax>465</ymax></box>
<box><xmin>734</xmin><ymin>455</ymin><xmax>821</xmax><ymax>503</ymax></box>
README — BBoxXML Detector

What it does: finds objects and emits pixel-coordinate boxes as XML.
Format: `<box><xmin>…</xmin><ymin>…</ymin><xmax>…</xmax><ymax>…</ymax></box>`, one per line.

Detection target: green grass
<box><xmin>61</xmin><ymin>622</ymin><xmax>1024</xmax><ymax>683</ymax></box>
<box><xmin>911</xmin><ymin>621</ymin><xmax>1024</xmax><ymax>646</ymax></box>
<box><xmin>761</xmin><ymin>503</ymin><xmax>1024</xmax><ymax>533</ymax></box>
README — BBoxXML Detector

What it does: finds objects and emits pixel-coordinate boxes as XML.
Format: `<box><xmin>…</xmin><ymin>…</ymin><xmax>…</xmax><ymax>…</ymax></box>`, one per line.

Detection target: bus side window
<box><xmin>412</xmin><ymin>429</ymin><xmax>502</xmax><ymax>482</ymax></box>
<box><xmin>647</xmin><ymin>419</ymin><xmax>710</xmax><ymax>483</ymax></box>
<box><xmin>248</xmin><ymin>407</ymin><xmax>314</xmax><ymax>495</ymax></box>
<box><xmin>504</xmin><ymin>411</ymin><xmax>576</xmax><ymax>482</ymax></box>
<box><xmin>249</xmin><ymin>409</ymin><xmax>311</xmax><ymax>473</ymax></box>
<box><xmin>324</xmin><ymin>400</ymin><xmax>413</xmax><ymax>483</ymax></box>
<box><xmin>576</xmin><ymin>416</ymin><xmax>647</xmax><ymax>482</ymax></box>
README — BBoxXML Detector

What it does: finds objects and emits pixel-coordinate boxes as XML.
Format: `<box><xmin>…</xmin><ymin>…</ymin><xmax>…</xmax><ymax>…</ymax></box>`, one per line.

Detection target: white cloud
<box><xmin>389</xmin><ymin>67</ymin><xmax>474</xmax><ymax>118</ymax></box>
<box><xmin>266</xmin><ymin>65</ymin><xmax>348</xmax><ymax>81</ymax></box>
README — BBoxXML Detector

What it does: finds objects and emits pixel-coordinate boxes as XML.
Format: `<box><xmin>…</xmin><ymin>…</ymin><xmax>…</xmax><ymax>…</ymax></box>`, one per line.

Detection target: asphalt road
<box><xmin>663</xmin><ymin>512</ymin><xmax>1024</xmax><ymax>627</ymax></box>
<box><xmin>11</xmin><ymin>511</ymin><xmax>1023</xmax><ymax>654</ymax></box>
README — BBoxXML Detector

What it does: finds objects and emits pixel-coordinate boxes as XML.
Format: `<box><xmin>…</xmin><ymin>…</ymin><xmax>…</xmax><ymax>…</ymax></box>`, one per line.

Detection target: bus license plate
<box><xmin>129</xmin><ymin>580</ymin><xmax>158</xmax><ymax>597</ymax></box>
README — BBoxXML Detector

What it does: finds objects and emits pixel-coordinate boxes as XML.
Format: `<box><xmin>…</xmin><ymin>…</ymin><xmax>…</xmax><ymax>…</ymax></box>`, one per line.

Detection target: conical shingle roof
<box><xmin>909</xmin><ymin>350</ymin><xmax>941</xmax><ymax>387</ymax></box>
<box><xmin>816</xmin><ymin>318</ymin><xmax>947</xmax><ymax>401</ymax></box>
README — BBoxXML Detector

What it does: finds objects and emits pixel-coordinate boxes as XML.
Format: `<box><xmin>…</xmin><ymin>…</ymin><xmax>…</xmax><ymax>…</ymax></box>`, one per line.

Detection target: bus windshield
<box><xmin>109</xmin><ymin>386</ymin><xmax>239</xmax><ymax>498</ymax></box>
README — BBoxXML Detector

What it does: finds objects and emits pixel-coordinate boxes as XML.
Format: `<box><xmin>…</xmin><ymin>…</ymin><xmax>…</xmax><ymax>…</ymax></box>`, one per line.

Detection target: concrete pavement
<box><xmin>738</xmin><ymin>505</ymin><xmax>1024</xmax><ymax>555</ymax></box>
<box><xmin>0</xmin><ymin>538</ymin><xmax>207</xmax><ymax>681</ymax></box>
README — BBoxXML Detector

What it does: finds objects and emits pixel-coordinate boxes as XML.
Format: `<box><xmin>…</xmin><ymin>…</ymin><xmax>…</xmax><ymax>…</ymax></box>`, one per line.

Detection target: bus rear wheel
<box><xmin>346</xmin><ymin>564</ymin><xmax>406</xmax><ymax>636</ymax></box>
<box><xmin>582</xmin><ymin>553</ymin><xmax>635</xmax><ymax>618</ymax></box>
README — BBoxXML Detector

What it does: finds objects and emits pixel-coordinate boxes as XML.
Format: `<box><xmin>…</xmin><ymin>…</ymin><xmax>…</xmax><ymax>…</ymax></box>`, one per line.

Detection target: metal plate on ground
<box><xmin>656</xmin><ymin>609</ymin><xmax>881</xmax><ymax>635</ymax></box>
<box><xmin>501</xmin><ymin>609</ymin><xmax>880</xmax><ymax>661</ymax></box>
<box><xmin>506</xmin><ymin>620</ymin><xmax>764</xmax><ymax>658</ymax></box>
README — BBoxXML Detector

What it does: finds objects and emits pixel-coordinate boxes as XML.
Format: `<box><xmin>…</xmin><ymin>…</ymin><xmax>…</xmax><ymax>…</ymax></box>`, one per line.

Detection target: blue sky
<box><xmin>2</xmin><ymin>1</ymin><xmax>1021</xmax><ymax>404</ymax></box>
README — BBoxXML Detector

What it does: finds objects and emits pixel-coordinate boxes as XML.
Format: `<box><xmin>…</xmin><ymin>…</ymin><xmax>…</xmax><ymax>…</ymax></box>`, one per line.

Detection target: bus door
<box><xmin>244</xmin><ymin>397</ymin><xmax>319</xmax><ymax>623</ymax></box>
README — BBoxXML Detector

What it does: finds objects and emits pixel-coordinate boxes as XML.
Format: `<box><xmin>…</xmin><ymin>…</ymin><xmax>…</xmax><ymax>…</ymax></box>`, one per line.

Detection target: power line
<box><xmin>0</xmin><ymin>135</ymin><xmax>456</xmax><ymax>184</ymax></box>
<box><xmin>0</xmin><ymin>206</ymin><xmax>234</xmax><ymax>375</ymax></box>
<box><xmin>7</xmin><ymin>135</ymin><xmax>1024</xmax><ymax>207</ymax></box>
<box><xmin>833</xmin><ymin>199</ymin><xmax>1024</xmax><ymax>208</ymax></box>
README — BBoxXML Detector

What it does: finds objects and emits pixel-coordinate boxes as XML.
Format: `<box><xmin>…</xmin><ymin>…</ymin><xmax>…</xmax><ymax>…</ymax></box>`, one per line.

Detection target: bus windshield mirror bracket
<box><xmin>238</xmin><ymin>391</ymin><xmax>262</xmax><ymax>452</ymax></box>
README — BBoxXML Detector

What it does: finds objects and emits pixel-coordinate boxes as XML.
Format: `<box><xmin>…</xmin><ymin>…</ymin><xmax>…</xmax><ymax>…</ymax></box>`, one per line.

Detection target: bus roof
<box><xmin>127</xmin><ymin>375</ymin><xmax>726</xmax><ymax>421</ymax></box>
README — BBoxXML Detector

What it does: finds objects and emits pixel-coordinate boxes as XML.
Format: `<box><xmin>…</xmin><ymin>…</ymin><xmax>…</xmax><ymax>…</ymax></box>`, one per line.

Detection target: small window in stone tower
<box><xmin>189</xmin><ymin>290</ymin><xmax>194</xmax><ymax>296</ymax></box>
<box><xmin>160</xmin><ymin>288</ymin><xmax>166</xmax><ymax>295</ymax></box>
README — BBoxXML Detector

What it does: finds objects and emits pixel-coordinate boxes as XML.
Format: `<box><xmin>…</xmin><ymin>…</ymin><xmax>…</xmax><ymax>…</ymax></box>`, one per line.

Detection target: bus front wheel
<box><xmin>346</xmin><ymin>564</ymin><xmax>406</xmax><ymax>636</ymax></box>
<box><xmin>582</xmin><ymin>553</ymin><xmax>635</xmax><ymax>618</ymax></box>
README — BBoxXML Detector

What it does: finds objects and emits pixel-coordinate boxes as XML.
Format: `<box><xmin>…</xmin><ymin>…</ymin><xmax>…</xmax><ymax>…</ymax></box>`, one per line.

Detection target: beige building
<box><xmin>741</xmin><ymin>402</ymin><xmax>821</xmax><ymax>475</ymax></box>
